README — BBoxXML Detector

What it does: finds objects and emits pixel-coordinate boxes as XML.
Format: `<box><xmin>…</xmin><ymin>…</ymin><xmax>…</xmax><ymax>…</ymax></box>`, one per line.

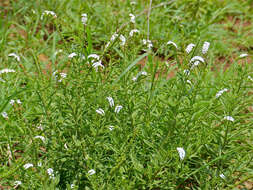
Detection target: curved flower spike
<box><xmin>176</xmin><ymin>147</ymin><xmax>185</xmax><ymax>160</ymax></box>
<box><xmin>167</xmin><ymin>41</ymin><xmax>178</xmax><ymax>49</ymax></box>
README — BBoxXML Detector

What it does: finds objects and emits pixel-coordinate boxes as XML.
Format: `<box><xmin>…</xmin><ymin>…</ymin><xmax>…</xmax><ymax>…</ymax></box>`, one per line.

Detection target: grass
<box><xmin>0</xmin><ymin>0</ymin><xmax>253</xmax><ymax>189</ymax></box>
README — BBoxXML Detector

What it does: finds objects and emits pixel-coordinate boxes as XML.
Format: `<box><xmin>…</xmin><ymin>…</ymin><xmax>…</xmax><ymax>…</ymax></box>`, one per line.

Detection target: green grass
<box><xmin>0</xmin><ymin>0</ymin><xmax>253</xmax><ymax>189</ymax></box>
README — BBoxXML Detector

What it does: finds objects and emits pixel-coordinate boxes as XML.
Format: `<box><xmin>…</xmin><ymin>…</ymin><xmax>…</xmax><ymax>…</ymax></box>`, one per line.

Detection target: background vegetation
<box><xmin>0</xmin><ymin>0</ymin><xmax>252</xmax><ymax>189</ymax></box>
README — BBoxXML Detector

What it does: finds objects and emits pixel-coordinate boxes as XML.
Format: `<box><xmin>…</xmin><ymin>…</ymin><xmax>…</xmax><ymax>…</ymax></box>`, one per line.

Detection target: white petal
<box><xmin>215</xmin><ymin>88</ymin><xmax>228</xmax><ymax>98</ymax></box>
<box><xmin>110</xmin><ymin>33</ymin><xmax>118</xmax><ymax>41</ymax></box>
<box><xmin>34</xmin><ymin>136</ymin><xmax>46</xmax><ymax>143</ymax></box>
<box><xmin>167</xmin><ymin>41</ymin><xmax>178</xmax><ymax>49</ymax></box>
<box><xmin>248</xmin><ymin>76</ymin><xmax>253</xmax><ymax>82</ymax></box>
<box><xmin>119</xmin><ymin>35</ymin><xmax>126</xmax><ymax>46</ymax></box>
<box><xmin>81</xmin><ymin>13</ymin><xmax>88</xmax><ymax>25</ymax></box>
<box><xmin>219</xmin><ymin>173</ymin><xmax>226</xmax><ymax>179</ymax></box>
<box><xmin>1</xmin><ymin>112</ymin><xmax>8</xmax><ymax>119</ymax></box>
<box><xmin>8</xmin><ymin>53</ymin><xmax>20</xmax><ymax>62</ymax></box>
<box><xmin>68</xmin><ymin>53</ymin><xmax>77</xmax><ymax>58</ymax></box>
<box><xmin>47</xmin><ymin>168</ymin><xmax>54</xmax><ymax>175</ymax></box>
<box><xmin>224</xmin><ymin>116</ymin><xmax>234</xmax><ymax>122</ymax></box>
<box><xmin>106</xmin><ymin>97</ymin><xmax>114</xmax><ymax>107</ymax></box>
<box><xmin>129</xmin><ymin>29</ymin><xmax>139</xmax><ymax>37</ymax></box>
<box><xmin>190</xmin><ymin>56</ymin><xmax>205</xmax><ymax>64</ymax></box>
<box><xmin>88</xmin><ymin>169</ymin><xmax>96</xmax><ymax>175</ymax></box>
<box><xmin>108</xmin><ymin>126</ymin><xmax>114</xmax><ymax>131</ymax></box>
<box><xmin>14</xmin><ymin>181</ymin><xmax>22</xmax><ymax>186</ymax></box>
<box><xmin>176</xmin><ymin>147</ymin><xmax>185</xmax><ymax>160</ymax></box>
<box><xmin>23</xmin><ymin>163</ymin><xmax>33</xmax><ymax>169</ymax></box>
<box><xmin>88</xmin><ymin>54</ymin><xmax>100</xmax><ymax>60</ymax></box>
<box><xmin>41</xmin><ymin>10</ymin><xmax>57</xmax><ymax>19</ymax></box>
<box><xmin>129</xmin><ymin>13</ymin><xmax>135</xmax><ymax>23</ymax></box>
<box><xmin>239</xmin><ymin>53</ymin><xmax>248</xmax><ymax>58</ymax></box>
<box><xmin>185</xmin><ymin>43</ymin><xmax>195</xmax><ymax>54</ymax></box>
<box><xmin>115</xmin><ymin>105</ymin><xmax>123</xmax><ymax>113</ymax></box>
<box><xmin>96</xmin><ymin>108</ymin><xmax>105</xmax><ymax>115</ymax></box>
<box><xmin>0</xmin><ymin>69</ymin><xmax>16</xmax><ymax>74</ymax></box>
<box><xmin>10</xmin><ymin>99</ymin><xmax>15</xmax><ymax>105</ymax></box>
<box><xmin>202</xmin><ymin>41</ymin><xmax>210</xmax><ymax>54</ymax></box>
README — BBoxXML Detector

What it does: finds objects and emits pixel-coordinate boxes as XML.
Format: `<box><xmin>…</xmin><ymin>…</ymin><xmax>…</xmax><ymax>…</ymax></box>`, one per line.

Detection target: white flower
<box><xmin>129</xmin><ymin>29</ymin><xmax>139</xmax><ymax>37</ymax></box>
<box><xmin>37</xmin><ymin>123</ymin><xmax>43</xmax><ymax>130</ymax></box>
<box><xmin>202</xmin><ymin>41</ymin><xmax>210</xmax><ymax>54</ymax></box>
<box><xmin>130</xmin><ymin>1</ymin><xmax>137</xmax><ymax>5</ymax></box>
<box><xmin>68</xmin><ymin>53</ymin><xmax>77</xmax><ymax>58</ymax></box>
<box><xmin>23</xmin><ymin>163</ymin><xmax>33</xmax><ymax>169</ymax></box>
<box><xmin>239</xmin><ymin>53</ymin><xmax>248</xmax><ymax>58</ymax></box>
<box><xmin>190</xmin><ymin>56</ymin><xmax>205</xmax><ymax>64</ymax></box>
<box><xmin>119</xmin><ymin>35</ymin><xmax>126</xmax><ymax>46</ymax></box>
<box><xmin>129</xmin><ymin>13</ymin><xmax>135</xmax><ymax>23</ymax></box>
<box><xmin>133</xmin><ymin>71</ymin><xmax>148</xmax><ymax>81</ymax></box>
<box><xmin>64</xmin><ymin>143</ymin><xmax>68</xmax><ymax>149</ymax></box>
<box><xmin>191</xmin><ymin>61</ymin><xmax>200</xmax><ymax>69</ymax></box>
<box><xmin>92</xmin><ymin>61</ymin><xmax>104</xmax><ymax>70</ymax></box>
<box><xmin>81</xmin><ymin>54</ymin><xmax>86</xmax><ymax>60</ymax></box>
<box><xmin>54</xmin><ymin>49</ymin><xmax>63</xmax><ymax>56</ymax></box>
<box><xmin>88</xmin><ymin>169</ymin><xmax>96</xmax><ymax>175</ymax></box>
<box><xmin>10</xmin><ymin>99</ymin><xmax>15</xmax><ymax>105</ymax></box>
<box><xmin>106</xmin><ymin>97</ymin><xmax>114</xmax><ymax>107</ymax></box>
<box><xmin>219</xmin><ymin>173</ymin><xmax>226</xmax><ymax>179</ymax></box>
<box><xmin>38</xmin><ymin>161</ymin><xmax>42</xmax><ymax>167</ymax></box>
<box><xmin>47</xmin><ymin>168</ymin><xmax>54</xmax><ymax>175</ymax></box>
<box><xmin>167</xmin><ymin>41</ymin><xmax>178</xmax><ymax>49</ymax></box>
<box><xmin>248</xmin><ymin>76</ymin><xmax>253</xmax><ymax>82</ymax></box>
<box><xmin>8</xmin><ymin>53</ymin><xmax>20</xmax><ymax>62</ymax></box>
<box><xmin>1</xmin><ymin>112</ymin><xmax>8</xmax><ymax>119</ymax></box>
<box><xmin>185</xmin><ymin>43</ymin><xmax>195</xmax><ymax>54</ymax></box>
<box><xmin>184</xmin><ymin>69</ymin><xmax>190</xmax><ymax>76</ymax></box>
<box><xmin>88</xmin><ymin>54</ymin><xmax>100</xmax><ymax>60</ymax></box>
<box><xmin>16</xmin><ymin>99</ymin><xmax>22</xmax><ymax>104</ymax></box>
<box><xmin>105</xmin><ymin>42</ymin><xmax>111</xmax><ymax>49</ymax></box>
<box><xmin>34</xmin><ymin>136</ymin><xmax>46</xmax><ymax>143</ymax></box>
<box><xmin>108</xmin><ymin>126</ymin><xmax>114</xmax><ymax>131</ymax></box>
<box><xmin>41</xmin><ymin>10</ymin><xmax>57</xmax><ymax>19</ymax></box>
<box><xmin>14</xmin><ymin>181</ymin><xmax>22</xmax><ymax>186</ymax></box>
<box><xmin>71</xmin><ymin>184</ymin><xmax>75</xmax><ymax>189</ymax></box>
<box><xmin>110</xmin><ymin>33</ymin><xmax>118</xmax><ymax>42</ymax></box>
<box><xmin>147</xmin><ymin>42</ymin><xmax>153</xmax><ymax>49</ymax></box>
<box><xmin>224</xmin><ymin>116</ymin><xmax>234</xmax><ymax>122</ymax></box>
<box><xmin>0</xmin><ymin>69</ymin><xmax>15</xmax><ymax>74</ymax></box>
<box><xmin>96</xmin><ymin>108</ymin><xmax>105</xmax><ymax>115</ymax></box>
<box><xmin>115</xmin><ymin>105</ymin><xmax>123</xmax><ymax>113</ymax></box>
<box><xmin>141</xmin><ymin>71</ymin><xmax>147</xmax><ymax>76</ymax></box>
<box><xmin>47</xmin><ymin>168</ymin><xmax>55</xmax><ymax>179</ymax></box>
<box><xmin>186</xmin><ymin>80</ymin><xmax>192</xmax><ymax>85</ymax></box>
<box><xmin>81</xmin><ymin>13</ymin><xmax>88</xmax><ymax>25</ymax></box>
<box><xmin>176</xmin><ymin>147</ymin><xmax>185</xmax><ymax>160</ymax></box>
<box><xmin>143</xmin><ymin>39</ymin><xmax>153</xmax><ymax>49</ymax></box>
<box><xmin>60</xmin><ymin>73</ymin><xmax>67</xmax><ymax>78</ymax></box>
<box><xmin>215</xmin><ymin>88</ymin><xmax>228</xmax><ymax>98</ymax></box>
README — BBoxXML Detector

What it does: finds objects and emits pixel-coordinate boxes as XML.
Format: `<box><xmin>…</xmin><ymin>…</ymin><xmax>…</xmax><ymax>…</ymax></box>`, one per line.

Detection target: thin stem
<box><xmin>147</xmin><ymin>0</ymin><xmax>153</xmax><ymax>41</ymax></box>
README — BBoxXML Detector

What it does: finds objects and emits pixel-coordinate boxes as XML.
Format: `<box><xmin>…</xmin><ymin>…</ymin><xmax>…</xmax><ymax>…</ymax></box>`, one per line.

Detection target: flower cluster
<box><xmin>81</xmin><ymin>13</ymin><xmax>88</xmax><ymax>25</ymax></box>
<box><xmin>8</xmin><ymin>53</ymin><xmax>20</xmax><ymax>62</ymax></box>
<box><xmin>132</xmin><ymin>71</ymin><xmax>147</xmax><ymax>81</ymax></box>
<box><xmin>143</xmin><ymin>39</ymin><xmax>153</xmax><ymax>49</ymax></box>
<box><xmin>41</xmin><ymin>10</ymin><xmax>57</xmax><ymax>19</ymax></box>
<box><xmin>215</xmin><ymin>88</ymin><xmax>228</xmax><ymax>98</ymax></box>
<box><xmin>53</xmin><ymin>70</ymin><xmax>67</xmax><ymax>82</ymax></box>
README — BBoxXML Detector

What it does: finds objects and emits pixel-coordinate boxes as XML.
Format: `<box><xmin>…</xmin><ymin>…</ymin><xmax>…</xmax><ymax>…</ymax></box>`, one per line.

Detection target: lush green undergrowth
<box><xmin>0</xmin><ymin>0</ymin><xmax>253</xmax><ymax>189</ymax></box>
